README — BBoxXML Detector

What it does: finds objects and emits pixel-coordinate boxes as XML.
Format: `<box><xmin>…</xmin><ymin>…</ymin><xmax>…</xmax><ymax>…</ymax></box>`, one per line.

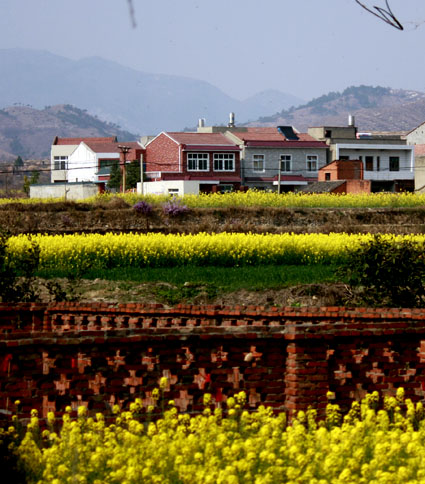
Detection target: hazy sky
<box><xmin>1</xmin><ymin>0</ymin><xmax>425</xmax><ymax>101</ymax></box>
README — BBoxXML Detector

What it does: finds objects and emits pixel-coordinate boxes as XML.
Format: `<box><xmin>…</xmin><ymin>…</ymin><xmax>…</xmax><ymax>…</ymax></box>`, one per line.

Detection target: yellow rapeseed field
<box><xmin>3</xmin><ymin>191</ymin><xmax>425</xmax><ymax>208</ymax></box>
<box><xmin>7</xmin><ymin>388</ymin><xmax>425</xmax><ymax>484</ymax></box>
<box><xmin>6</xmin><ymin>232</ymin><xmax>425</xmax><ymax>270</ymax></box>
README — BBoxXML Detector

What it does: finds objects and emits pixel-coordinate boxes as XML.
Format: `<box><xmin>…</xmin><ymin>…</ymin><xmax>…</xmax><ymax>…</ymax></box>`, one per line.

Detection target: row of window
<box><xmin>187</xmin><ymin>153</ymin><xmax>235</xmax><ymax>172</ymax></box>
<box><xmin>186</xmin><ymin>153</ymin><xmax>321</xmax><ymax>173</ymax></box>
<box><xmin>341</xmin><ymin>155</ymin><xmax>400</xmax><ymax>172</ymax></box>
<box><xmin>55</xmin><ymin>153</ymin><xmax>400</xmax><ymax>174</ymax></box>
<box><xmin>253</xmin><ymin>154</ymin><xmax>318</xmax><ymax>173</ymax></box>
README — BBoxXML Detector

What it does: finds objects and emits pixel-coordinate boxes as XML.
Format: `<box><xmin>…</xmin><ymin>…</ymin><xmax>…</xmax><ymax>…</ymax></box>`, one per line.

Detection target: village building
<box><xmin>308</xmin><ymin>118</ymin><xmax>414</xmax><ymax>192</ymax></box>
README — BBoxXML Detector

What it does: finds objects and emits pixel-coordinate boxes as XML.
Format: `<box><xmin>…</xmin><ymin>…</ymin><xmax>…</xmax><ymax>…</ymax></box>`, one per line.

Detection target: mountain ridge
<box><xmin>0</xmin><ymin>48</ymin><xmax>304</xmax><ymax>134</ymax></box>
<box><xmin>0</xmin><ymin>104</ymin><xmax>137</xmax><ymax>160</ymax></box>
<box><xmin>253</xmin><ymin>85</ymin><xmax>425</xmax><ymax>131</ymax></box>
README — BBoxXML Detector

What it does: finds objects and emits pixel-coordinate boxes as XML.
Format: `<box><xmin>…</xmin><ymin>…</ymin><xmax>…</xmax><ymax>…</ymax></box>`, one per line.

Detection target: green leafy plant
<box><xmin>0</xmin><ymin>230</ymin><xmax>69</xmax><ymax>302</ymax></box>
<box><xmin>338</xmin><ymin>234</ymin><xmax>425</xmax><ymax>307</ymax></box>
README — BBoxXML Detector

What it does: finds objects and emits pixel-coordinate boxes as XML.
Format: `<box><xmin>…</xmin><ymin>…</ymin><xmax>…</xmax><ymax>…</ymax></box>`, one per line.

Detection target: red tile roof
<box><xmin>232</xmin><ymin>127</ymin><xmax>319</xmax><ymax>143</ymax></box>
<box><xmin>232</xmin><ymin>128</ymin><xmax>286</xmax><ymax>142</ymax></box>
<box><xmin>83</xmin><ymin>141</ymin><xmax>121</xmax><ymax>153</ymax></box>
<box><xmin>54</xmin><ymin>136</ymin><xmax>117</xmax><ymax>145</ymax></box>
<box><xmin>166</xmin><ymin>132</ymin><xmax>239</xmax><ymax>147</ymax></box>
<box><xmin>83</xmin><ymin>141</ymin><xmax>143</xmax><ymax>154</ymax></box>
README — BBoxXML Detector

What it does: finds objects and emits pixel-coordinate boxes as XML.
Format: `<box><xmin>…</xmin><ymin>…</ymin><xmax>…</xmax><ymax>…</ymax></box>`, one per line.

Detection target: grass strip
<box><xmin>37</xmin><ymin>264</ymin><xmax>339</xmax><ymax>292</ymax></box>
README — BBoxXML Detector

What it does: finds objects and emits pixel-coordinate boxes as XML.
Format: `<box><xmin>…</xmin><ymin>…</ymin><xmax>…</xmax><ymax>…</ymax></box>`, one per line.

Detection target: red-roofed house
<box><xmin>51</xmin><ymin>137</ymin><xmax>118</xmax><ymax>183</ymax></box>
<box><xmin>143</xmin><ymin>132</ymin><xmax>241</xmax><ymax>195</ymax></box>
<box><xmin>50</xmin><ymin>136</ymin><xmax>143</xmax><ymax>188</ymax></box>
<box><xmin>224</xmin><ymin>126</ymin><xmax>328</xmax><ymax>191</ymax></box>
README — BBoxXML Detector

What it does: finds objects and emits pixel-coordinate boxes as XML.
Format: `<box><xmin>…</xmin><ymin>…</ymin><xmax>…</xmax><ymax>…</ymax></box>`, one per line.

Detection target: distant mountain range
<box><xmin>0</xmin><ymin>47</ymin><xmax>425</xmax><ymax>161</ymax></box>
<box><xmin>0</xmin><ymin>104</ymin><xmax>137</xmax><ymax>160</ymax></box>
<box><xmin>254</xmin><ymin>85</ymin><xmax>425</xmax><ymax>132</ymax></box>
<box><xmin>0</xmin><ymin>48</ymin><xmax>304</xmax><ymax>135</ymax></box>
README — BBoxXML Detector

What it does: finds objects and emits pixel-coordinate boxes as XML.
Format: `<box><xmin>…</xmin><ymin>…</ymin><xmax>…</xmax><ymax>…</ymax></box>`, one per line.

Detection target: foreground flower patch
<box><xmin>6</xmin><ymin>389</ymin><xmax>425</xmax><ymax>484</ymax></box>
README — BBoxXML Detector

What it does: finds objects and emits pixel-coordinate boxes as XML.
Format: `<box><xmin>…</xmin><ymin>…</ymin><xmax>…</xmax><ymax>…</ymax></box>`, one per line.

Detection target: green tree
<box><xmin>30</xmin><ymin>170</ymin><xmax>40</xmax><ymax>184</ymax></box>
<box><xmin>23</xmin><ymin>171</ymin><xmax>40</xmax><ymax>195</ymax></box>
<box><xmin>108</xmin><ymin>160</ymin><xmax>121</xmax><ymax>190</ymax></box>
<box><xmin>13</xmin><ymin>155</ymin><xmax>24</xmax><ymax>173</ymax></box>
<box><xmin>126</xmin><ymin>160</ymin><xmax>141</xmax><ymax>189</ymax></box>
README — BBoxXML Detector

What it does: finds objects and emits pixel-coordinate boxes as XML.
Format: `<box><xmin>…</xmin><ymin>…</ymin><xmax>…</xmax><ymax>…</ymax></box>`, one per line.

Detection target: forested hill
<box><xmin>254</xmin><ymin>85</ymin><xmax>425</xmax><ymax>132</ymax></box>
<box><xmin>0</xmin><ymin>104</ymin><xmax>137</xmax><ymax>161</ymax></box>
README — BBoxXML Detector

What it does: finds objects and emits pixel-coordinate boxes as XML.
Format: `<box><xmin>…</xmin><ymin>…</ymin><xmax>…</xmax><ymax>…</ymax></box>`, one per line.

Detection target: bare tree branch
<box><xmin>126</xmin><ymin>0</ymin><xmax>137</xmax><ymax>28</ymax></box>
<box><xmin>354</xmin><ymin>0</ymin><xmax>403</xmax><ymax>30</ymax></box>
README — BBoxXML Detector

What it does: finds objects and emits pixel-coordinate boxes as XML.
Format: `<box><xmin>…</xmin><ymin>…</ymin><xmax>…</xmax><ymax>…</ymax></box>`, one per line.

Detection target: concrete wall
<box><xmin>415</xmin><ymin>156</ymin><xmax>425</xmax><ymax>191</ymax></box>
<box><xmin>140</xmin><ymin>180</ymin><xmax>200</xmax><ymax>195</ymax></box>
<box><xmin>335</xmin><ymin>144</ymin><xmax>414</xmax><ymax>182</ymax></box>
<box><xmin>30</xmin><ymin>183</ymin><xmax>99</xmax><ymax>200</ymax></box>
<box><xmin>2</xmin><ymin>303</ymin><xmax>425</xmax><ymax>420</ymax></box>
<box><xmin>51</xmin><ymin>145</ymin><xmax>77</xmax><ymax>183</ymax></box>
<box><xmin>407</xmin><ymin>123</ymin><xmax>425</xmax><ymax>145</ymax></box>
<box><xmin>308</xmin><ymin>126</ymin><xmax>357</xmax><ymax>140</ymax></box>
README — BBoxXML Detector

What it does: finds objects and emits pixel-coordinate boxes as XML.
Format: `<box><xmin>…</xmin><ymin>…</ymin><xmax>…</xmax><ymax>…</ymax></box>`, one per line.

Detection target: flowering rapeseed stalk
<box><xmin>11</xmin><ymin>389</ymin><xmax>425</xmax><ymax>484</ymax></box>
<box><xmin>4</xmin><ymin>191</ymin><xmax>425</xmax><ymax>208</ymax></box>
<box><xmin>7</xmin><ymin>232</ymin><xmax>424</xmax><ymax>271</ymax></box>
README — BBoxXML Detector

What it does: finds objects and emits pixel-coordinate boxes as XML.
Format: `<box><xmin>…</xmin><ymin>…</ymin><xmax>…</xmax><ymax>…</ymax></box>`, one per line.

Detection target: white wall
<box><xmin>336</xmin><ymin>144</ymin><xmax>414</xmax><ymax>181</ymax></box>
<box><xmin>51</xmin><ymin>144</ymin><xmax>77</xmax><ymax>182</ymax></box>
<box><xmin>30</xmin><ymin>183</ymin><xmax>99</xmax><ymax>200</ymax></box>
<box><xmin>407</xmin><ymin>124</ymin><xmax>425</xmax><ymax>145</ymax></box>
<box><xmin>140</xmin><ymin>180</ymin><xmax>200</xmax><ymax>195</ymax></box>
<box><xmin>67</xmin><ymin>144</ymin><xmax>97</xmax><ymax>182</ymax></box>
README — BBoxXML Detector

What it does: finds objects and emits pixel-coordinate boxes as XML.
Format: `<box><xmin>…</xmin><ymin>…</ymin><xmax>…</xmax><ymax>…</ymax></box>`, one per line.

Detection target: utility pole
<box><xmin>140</xmin><ymin>152</ymin><xmax>144</xmax><ymax>195</ymax></box>
<box><xmin>277</xmin><ymin>157</ymin><xmax>281</xmax><ymax>195</ymax></box>
<box><xmin>118</xmin><ymin>145</ymin><xmax>131</xmax><ymax>193</ymax></box>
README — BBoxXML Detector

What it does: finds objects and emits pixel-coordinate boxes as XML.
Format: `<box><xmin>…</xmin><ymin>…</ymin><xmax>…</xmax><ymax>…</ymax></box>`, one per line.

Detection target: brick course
<box><xmin>2</xmin><ymin>303</ymin><xmax>425</xmax><ymax>420</ymax></box>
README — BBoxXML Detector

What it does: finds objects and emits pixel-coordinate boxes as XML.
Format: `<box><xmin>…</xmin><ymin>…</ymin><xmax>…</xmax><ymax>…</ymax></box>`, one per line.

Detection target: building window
<box><xmin>213</xmin><ymin>153</ymin><xmax>235</xmax><ymax>171</ymax></box>
<box><xmin>325</xmin><ymin>130</ymin><xmax>332</xmax><ymax>138</ymax></box>
<box><xmin>365</xmin><ymin>156</ymin><xmax>373</xmax><ymax>171</ymax></box>
<box><xmin>168</xmin><ymin>188</ymin><xmax>179</xmax><ymax>195</ymax></box>
<box><xmin>187</xmin><ymin>153</ymin><xmax>209</xmax><ymax>171</ymax></box>
<box><xmin>280</xmin><ymin>155</ymin><xmax>292</xmax><ymax>172</ymax></box>
<box><xmin>389</xmin><ymin>156</ymin><xmax>400</xmax><ymax>171</ymax></box>
<box><xmin>325</xmin><ymin>173</ymin><xmax>331</xmax><ymax>181</ymax></box>
<box><xmin>253</xmin><ymin>154</ymin><xmax>265</xmax><ymax>172</ymax></box>
<box><xmin>306</xmin><ymin>155</ymin><xmax>318</xmax><ymax>172</ymax></box>
<box><xmin>54</xmin><ymin>156</ymin><xmax>68</xmax><ymax>170</ymax></box>
<box><xmin>377</xmin><ymin>156</ymin><xmax>380</xmax><ymax>172</ymax></box>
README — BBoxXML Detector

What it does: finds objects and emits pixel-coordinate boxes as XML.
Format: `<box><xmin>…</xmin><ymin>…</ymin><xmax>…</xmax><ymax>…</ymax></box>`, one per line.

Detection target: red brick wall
<box><xmin>331</xmin><ymin>180</ymin><xmax>371</xmax><ymax>194</ymax></box>
<box><xmin>345</xmin><ymin>180</ymin><xmax>371</xmax><ymax>194</ymax></box>
<box><xmin>181</xmin><ymin>151</ymin><xmax>241</xmax><ymax>181</ymax></box>
<box><xmin>2</xmin><ymin>303</ymin><xmax>425</xmax><ymax>420</ymax></box>
<box><xmin>145</xmin><ymin>133</ymin><xmax>180</xmax><ymax>173</ymax></box>
<box><xmin>319</xmin><ymin>160</ymin><xmax>364</xmax><ymax>182</ymax></box>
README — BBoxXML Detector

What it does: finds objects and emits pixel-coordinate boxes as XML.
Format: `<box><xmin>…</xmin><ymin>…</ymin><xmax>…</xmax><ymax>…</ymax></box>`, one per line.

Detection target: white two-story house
<box><xmin>51</xmin><ymin>136</ymin><xmax>143</xmax><ymax>186</ymax></box>
<box><xmin>308</xmin><ymin>122</ymin><xmax>414</xmax><ymax>192</ymax></box>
